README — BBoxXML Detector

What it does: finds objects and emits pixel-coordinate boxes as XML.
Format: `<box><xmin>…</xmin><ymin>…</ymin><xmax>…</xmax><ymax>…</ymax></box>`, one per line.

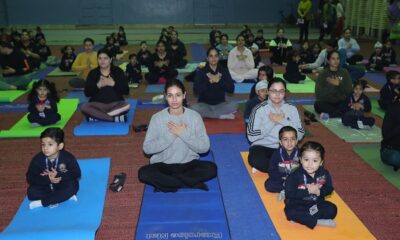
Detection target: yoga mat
<box><xmin>31</xmin><ymin>66</ymin><xmax>56</xmax><ymax>80</ymax></box>
<box><xmin>0</xmin><ymin>158</ymin><xmax>110</xmax><ymax>240</ymax></box>
<box><xmin>234</xmin><ymin>83</ymin><xmax>253</xmax><ymax>94</ymax></box>
<box><xmin>0</xmin><ymin>90</ymin><xmax>28</xmax><ymax>103</ymax></box>
<box><xmin>371</xmin><ymin>99</ymin><xmax>385</xmax><ymax>119</ymax></box>
<box><xmin>73</xmin><ymin>99</ymin><xmax>137</xmax><ymax>136</ymax></box>
<box><xmin>286</xmin><ymin>97</ymin><xmax>315</xmax><ymax>105</ymax></box>
<box><xmin>145</xmin><ymin>85</ymin><xmax>164</xmax><ymax>93</ymax></box>
<box><xmin>240</xmin><ymin>152</ymin><xmax>376</xmax><ymax>240</ymax></box>
<box><xmin>303</xmin><ymin>105</ymin><xmax>382</xmax><ymax>143</ymax></box>
<box><xmin>364</xmin><ymin>72</ymin><xmax>386</xmax><ymax>86</ymax></box>
<box><xmin>177</xmin><ymin>63</ymin><xmax>199</xmax><ymax>73</ymax></box>
<box><xmin>353</xmin><ymin>144</ymin><xmax>400</xmax><ymax>189</ymax></box>
<box><xmin>47</xmin><ymin>67</ymin><xmax>79</xmax><ymax>77</ymax></box>
<box><xmin>209</xmin><ymin>134</ymin><xmax>280</xmax><ymax>240</ymax></box>
<box><xmin>137</xmin><ymin>100</ymin><xmax>166</xmax><ymax>110</ymax></box>
<box><xmin>0</xmin><ymin>99</ymin><xmax>79</xmax><ymax>138</ymax></box>
<box><xmin>383</xmin><ymin>66</ymin><xmax>400</xmax><ymax>72</ymax></box>
<box><xmin>275</xmin><ymin>73</ymin><xmax>316</xmax><ymax>93</ymax></box>
<box><xmin>191</xmin><ymin>43</ymin><xmax>206</xmax><ymax>62</ymax></box>
<box><xmin>66</xmin><ymin>90</ymin><xmax>88</xmax><ymax>105</ymax></box>
<box><xmin>136</xmin><ymin>153</ymin><xmax>231</xmax><ymax>240</ymax></box>
<box><xmin>0</xmin><ymin>103</ymin><xmax>28</xmax><ymax>113</ymax></box>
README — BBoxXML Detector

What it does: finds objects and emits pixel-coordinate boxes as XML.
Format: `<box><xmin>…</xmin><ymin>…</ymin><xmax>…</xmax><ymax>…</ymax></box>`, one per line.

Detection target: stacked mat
<box><xmin>0</xmin><ymin>99</ymin><xmax>79</xmax><ymax>138</ymax></box>
<box><xmin>0</xmin><ymin>158</ymin><xmax>110</xmax><ymax>240</ymax></box>
<box><xmin>136</xmin><ymin>153</ymin><xmax>230</xmax><ymax>240</ymax></box>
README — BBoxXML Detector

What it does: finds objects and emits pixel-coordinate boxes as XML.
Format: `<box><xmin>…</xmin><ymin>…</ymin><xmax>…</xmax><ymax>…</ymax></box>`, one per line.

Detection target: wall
<box><xmin>1</xmin><ymin>0</ymin><xmax>319</xmax><ymax>25</ymax></box>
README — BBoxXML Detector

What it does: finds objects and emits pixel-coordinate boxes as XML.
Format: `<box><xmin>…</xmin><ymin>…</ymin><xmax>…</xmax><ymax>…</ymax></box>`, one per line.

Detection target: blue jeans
<box><xmin>381</xmin><ymin>147</ymin><xmax>400</xmax><ymax>170</ymax></box>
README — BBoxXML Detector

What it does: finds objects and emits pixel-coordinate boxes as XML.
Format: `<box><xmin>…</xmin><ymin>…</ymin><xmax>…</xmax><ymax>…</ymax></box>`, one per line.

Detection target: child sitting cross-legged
<box><xmin>27</xmin><ymin>127</ymin><xmax>81</xmax><ymax>209</ymax></box>
<box><xmin>265</xmin><ymin>126</ymin><xmax>300</xmax><ymax>201</ymax></box>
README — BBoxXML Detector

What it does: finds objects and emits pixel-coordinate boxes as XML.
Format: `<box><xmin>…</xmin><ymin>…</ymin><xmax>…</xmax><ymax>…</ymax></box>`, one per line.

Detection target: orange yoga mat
<box><xmin>240</xmin><ymin>152</ymin><xmax>376</xmax><ymax>240</ymax></box>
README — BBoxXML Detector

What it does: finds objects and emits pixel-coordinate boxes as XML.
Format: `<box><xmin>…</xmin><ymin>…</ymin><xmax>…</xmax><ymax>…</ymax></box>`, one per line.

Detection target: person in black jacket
<box><xmin>169</xmin><ymin>30</ymin><xmax>187</xmax><ymax>69</ymax></box>
<box><xmin>284</xmin><ymin>141</ymin><xmax>337</xmax><ymax>229</ymax></box>
<box><xmin>269</xmin><ymin>28</ymin><xmax>293</xmax><ymax>65</ymax></box>
<box><xmin>378</xmin><ymin>70</ymin><xmax>400</xmax><ymax>110</ymax></box>
<box><xmin>59</xmin><ymin>45</ymin><xmax>76</xmax><ymax>71</ymax></box>
<box><xmin>381</xmin><ymin>91</ymin><xmax>400</xmax><ymax>171</ymax></box>
<box><xmin>126</xmin><ymin>53</ymin><xmax>142</xmax><ymax>88</ymax></box>
<box><xmin>382</xmin><ymin>39</ymin><xmax>397</xmax><ymax>66</ymax></box>
<box><xmin>27</xmin><ymin>127</ymin><xmax>81</xmax><ymax>209</ymax></box>
<box><xmin>117</xmin><ymin>26</ymin><xmax>128</xmax><ymax>46</ymax></box>
<box><xmin>80</xmin><ymin>48</ymin><xmax>130</xmax><ymax>122</ymax></box>
<box><xmin>137</xmin><ymin>41</ymin><xmax>152</xmax><ymax>68</ymax></box>
<box><xmin>366</xmin><ymin>42</ymin><xmax>387</xmax><ymax>72</ymax></box>
<box><xmin>20</xmin><ymin>33</ymin><xmax>41</xmax><ymax>69</ymax></box>
<box><xmin>34</xmin><ymin>37</ymin><xmax>51</xmax><ymax>62</ymax></box>
<box><xmin>191</xmin><ymin>47</ymin><xmax>237</xmax><ymax>119</ymax></box>
<box><xmin>145</xmin><ymin>40</ymin><xmax>178</xmax><ymax>84</ymax></box>
<box><xmin>284</xmin><ymin>50</ymin><xmax>306</xmax><ymax>83</ymax></box>
<box><xmin>27</xmin><ymin>79</ymin><xmax>60</xmax><ymax>127</ymax></box>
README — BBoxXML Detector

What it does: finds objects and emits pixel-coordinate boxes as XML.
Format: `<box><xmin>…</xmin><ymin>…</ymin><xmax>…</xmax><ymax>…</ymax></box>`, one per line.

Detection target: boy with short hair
<box><xmin>26</xmin><ymin>127</ymin><xmax>81</xmax><ymax>209</ymax></box>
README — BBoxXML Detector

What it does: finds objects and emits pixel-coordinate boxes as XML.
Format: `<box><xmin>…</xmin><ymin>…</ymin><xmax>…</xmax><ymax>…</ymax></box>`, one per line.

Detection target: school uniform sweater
<box><xmin>126</xmin><ymin>62</ymin><xmax>142</xmax><ymax>82</ymax></box>
<box><xmin>34</xmin><ymin>44</ymin><xmax>52</xmax><ymax>62</ymax></box>
<box><xmin>315</xmin><ymin>67</ymin><xmax>352</xmax><ymax>103</ymax></box>
<box><xmin>382</xmin><ymin>47</ymin><xmax>397</xmax><ymax>65</ymax></box>
<box><xmin>342</xmin><ymin>93</ymin><xmax>372</xmax><ymax>115</ymax></box>
<box><xmin>379</xmin><ymin>82</ymin><xmax>398</xmax><ymax>110</ymax></box>
<box><xmin>367</xmin><ymin>52</ymin><xmax>387</xmax><ymax>71</ymax></box>
<box><xmin>148</xmin><ymin>52</ymin><xmax>174</xmax><ymax>74</ymax></box>
<box><xmin>247</xmin><ymin>99</ymin><xmax>305</xmax><ymax>149</ymax></box>
<box><xmin>284</xmin><ymin>166</ymin><xmax>334</xmax><ymax>207</ymax></box>
<box><xmin>137</xmin><ymin>49</ymin><xmax>152</xmax><ymax>67</ymax></box>
<box><xmin>382</xmin><ymin>100</ymin><xmax>400</xmax><ymax>150</ymax></box>
<box><xmin>0</xmin><ymin>49</ymin><xmax>31</xmax><ymax>76</ymax></box>
<box><xmin>143</xmin><ymin>107</ymin><xmax>210</xmax><ymax>164</ymax></box>
<box><xmin>26</xmin><ymin>150</ymin><xmax>81</xmax><ymax>192</ymax></box>
<box><xmin>59</xmin><ymin>53</ymin><xmax>76</xmax><ymax>71</ymax></box>
<box><xmin>84</xmin><ymin>66</ymin><xmax>129</xmax><ymax>103</ymax></box>
<box><xmin>268</xmin><ymin>146</ymin><xmax>300</xmax><ymax>185</ymax></box>
<box><xmin>284</xmin><ymin>59</ymin><xmax>306</xmax><ymax>83</ymax></box>
<box><xmin>193</xmin><ymin>64</ymin><xmax>235</xmax><ymax>105</ymax></box>
<box><xmin>169</xmin><ymin>39</ymin><xmax>187</xmax><ymax>67</ymax></box>
<box><xmin>28</xmin><ymin>96</ymin><xmax>58</xmax><ymax>118</ymax></box>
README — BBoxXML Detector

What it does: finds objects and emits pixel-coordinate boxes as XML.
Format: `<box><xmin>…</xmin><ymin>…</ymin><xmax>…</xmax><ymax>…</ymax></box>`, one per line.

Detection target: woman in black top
<box><xmin>81</xmin><ymin>49</ymin><xmax>130</xmax><ymax>122</ymax></box>
<box><xmin>145</xmin><ymin>40</ymin><xmax>178</xmax><ymax>84</ymax></box>
<box><xmin>169</xmin><ymin>30</ymin><xmax>187</xmax><ymax>69</ymax></box>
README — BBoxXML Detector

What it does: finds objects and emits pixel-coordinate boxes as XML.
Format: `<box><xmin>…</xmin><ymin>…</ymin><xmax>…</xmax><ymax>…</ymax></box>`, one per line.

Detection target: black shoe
<box><xmin>109</xmin><ymin>173</ymin><xmax>126</xmax><ymax>192</ymax></box>
<box><xmin>133</xmin><ymin>124</ymin><xmax>148</xmax><ymax>132</ymax></box>
<box><xmin>304</xmin><ymin>110</ymin><xmax>317</xmax><ymax>122</ymax></box>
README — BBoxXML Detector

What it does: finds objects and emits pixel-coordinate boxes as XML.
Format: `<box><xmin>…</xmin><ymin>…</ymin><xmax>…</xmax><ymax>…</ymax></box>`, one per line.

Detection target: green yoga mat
<box><xmin>0</xmin><ymin>80</ymin><xmax>36</xmax><ymax>103</ymax></box>
<box><xmin>353</xmin><ymin>144</ymin><xmax>400</xmax><ymax>189</ymax></box>
<box><xmin>275</xmin><ymin>73</ymin><xmax>315</xmax><ymax>93</ymax></box>
<box><xmin>0</xmin><ymin>99</ymin><xmax>78</xmax><ymax>138</ymax></box>
<box><xmin>371</xmin><ymin>99</ymin><xmax>385</xmax><ymax>119</ymax></box>
<box><xmin>47</xmin><ymin>67</ymin><xmax>79</xmax><ymax>77</ymax></box>
<box><xmin>303</xmin><ymin>105</ymin><xmax>382</xmax><ymax>143</ymax></box>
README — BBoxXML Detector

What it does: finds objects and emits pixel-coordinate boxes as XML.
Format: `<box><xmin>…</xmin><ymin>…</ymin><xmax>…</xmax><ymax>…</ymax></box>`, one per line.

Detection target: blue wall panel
<box><xmin>0</xmin><ymin>0</ymin><xmax>8</xmax><ymax>25</ymax></box>
<box><xmin>3</xmin><ymin>0</ymin><xmax>301</xmax><ymax>25</ymax></box>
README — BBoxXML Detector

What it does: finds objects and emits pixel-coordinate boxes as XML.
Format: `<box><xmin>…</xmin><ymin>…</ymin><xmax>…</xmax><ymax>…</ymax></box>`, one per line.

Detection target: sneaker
<box><xmin>107</xmin><ymin>104</ymin><xmax>130</xmax><ymax>116</ymax></box>
<box><xmin>115</xmin><ymin>114</ymin><xmax>127</xmax><ymax>123</ymax></box>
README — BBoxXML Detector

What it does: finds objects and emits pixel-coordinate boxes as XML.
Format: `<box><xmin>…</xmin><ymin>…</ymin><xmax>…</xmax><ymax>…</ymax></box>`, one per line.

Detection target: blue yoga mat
<box><xmin>136</xmin><ymin>152</ymin><xmax>231</xmax><ymax>240</ymax></box>
<box><xmin>31</xmin><ymin>66</ymin><xmax>56</xmax><ymax>80</ymax></box>
<box><xmin>191</xmin><ymin>43</ymin><xmax>206</xmax><ymax>62</ymax></box>
<box><xmin>73</xmin><ymin>99</ymin><xmax>137</xmax><ymax>136</ymax></box>
<box><xmin>209</xmin><ymin>133</ymin><xmax>280</xmax><ymax>240</ymax></box>
<box><xmin>0</xmin><ymin>158</ymin><xmax>110</xmax><ymax>240</ymax></box>
<box><xmin>145</xmin><ymin>84</ymin><xmax>164</xmax><ymax>93</ymax></box>
<box><xmin>234</xmin><ymin>83</ymin><xmax>254</xmax><ymax>94</ymax></box>
<box><xmin>66</xmin><ymin>90</ymin><xmax>88</xmax><ymax>106</ymax></box>
<box><xmin>0</xmin><ymin>103</ymin><xmax>28</xmax><ymax>113</ymax></box>
<box><xmin>364</xmin><ymin>72</ymin><xmax>386</xmax><ymax>86</ymax></box>
<box><xmin>137</xmin><ymin>100</ymin><xmax>166</xmax><ymax>110</ymax></box>
<box><xmin>286</xmin><ymin>97</ymin><xmax>315</xmax><ymax>105</ymax></box>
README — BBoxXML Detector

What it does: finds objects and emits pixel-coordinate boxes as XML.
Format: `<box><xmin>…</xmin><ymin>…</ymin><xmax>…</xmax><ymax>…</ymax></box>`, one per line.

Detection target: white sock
<box><xmin>69</xmin><ymin>195</ymin><xmax>78</xmax><ymax>202</ymax></box>
<box><xmin>29</xmin><ymin>200</ymin><xmax>43</xmax><ymax>210</ymax></box>
<box><xmin>219</xmin><ymin>113</ymin><xmax>235</xmax><ymax>120</ymax></box>
<box><xmin>317</xmin><ymin>219</ymin><xmax>336</xmax><ymax>227</ymax></box>
<box><xmin>277</xmin><ymin>190</ymin><xmax>285</xmax><ymax>201</ymax></box>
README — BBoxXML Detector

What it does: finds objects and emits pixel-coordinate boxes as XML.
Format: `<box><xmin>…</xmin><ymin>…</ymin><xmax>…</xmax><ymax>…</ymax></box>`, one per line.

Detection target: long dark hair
<box><xmin>28</xmin><ymin>79</ymin><xmax>59</xmax><ymax>102</ymax></box>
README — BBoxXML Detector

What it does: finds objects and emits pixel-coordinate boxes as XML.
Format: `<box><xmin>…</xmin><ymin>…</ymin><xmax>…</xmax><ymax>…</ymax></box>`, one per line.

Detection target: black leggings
<box><xmin>27</xmin><ymin>113</ymin><xmax>61</xmax><ymax>126</ymax></box>
<box><xmin>138</xmin><ymin>160</ymin><xmax>217</xmax><ymax>192</ymax></box>
<box><xmin>248</xmin><ymin>145</ymin><xmax>277</xmax><ymax>173</ymax></box>
<box><xmin>314</xmin><ymin>101</ymin><xmax>345</xmax><ymax>118</ymax></box>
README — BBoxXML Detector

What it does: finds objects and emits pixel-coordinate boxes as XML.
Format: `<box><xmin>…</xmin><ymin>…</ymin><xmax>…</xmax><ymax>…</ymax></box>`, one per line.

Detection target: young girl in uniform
<box><xmin>284</xmin><ymin>141</ymin><xmax>337</xmax><ymax>229</ymax></box>
<box><xmin>27</xmin><ymin>79</ymin><xmax>61</xmax><ymax>127</ymax></box>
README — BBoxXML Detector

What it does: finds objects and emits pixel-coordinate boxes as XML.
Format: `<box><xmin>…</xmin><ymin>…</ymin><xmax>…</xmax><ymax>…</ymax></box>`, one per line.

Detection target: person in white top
<box><xmin>228</xmin><ymin>35</ymin><xmax>258</xmax><ymax>83</ymax></box>
<box><xmin>337</xmin><ymin>28</ymin><xmax>364</xmax><ymax>65</ymax></box>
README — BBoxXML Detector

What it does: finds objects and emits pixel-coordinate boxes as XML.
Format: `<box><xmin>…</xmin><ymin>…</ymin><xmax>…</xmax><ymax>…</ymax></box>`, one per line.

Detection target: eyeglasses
<box><xmin>269</xmin><ymin>89</ymin><xmax>285</xmax><ymax>95</ymax></box>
